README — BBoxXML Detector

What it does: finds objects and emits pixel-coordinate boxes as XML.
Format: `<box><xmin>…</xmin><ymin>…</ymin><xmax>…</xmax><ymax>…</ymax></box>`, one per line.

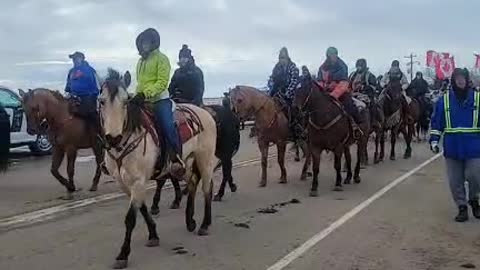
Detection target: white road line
<box><xmin>0</xmin><ymin>155</ymin><xmax>276</xmax><ymax>230</ymax></box>
<box><xmin>266</xmin><ymin>153</ymin><xmax>442</xmax><ymax>270</ymax></box>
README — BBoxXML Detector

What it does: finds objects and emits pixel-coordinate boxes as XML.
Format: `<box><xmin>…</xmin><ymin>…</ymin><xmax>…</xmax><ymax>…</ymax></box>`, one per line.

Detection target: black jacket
<box><xmin>408</xmin><ymin>78</ymin><xmax>429</xmax><ymax>98</ymax></box>
<box><xmin>169</xmin><ymin>63</ymin><xmax>204</xmax><ymax>106</ymax></box>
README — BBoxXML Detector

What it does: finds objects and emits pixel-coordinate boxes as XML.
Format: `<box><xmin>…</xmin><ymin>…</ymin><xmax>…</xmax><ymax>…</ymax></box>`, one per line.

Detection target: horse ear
<box><xmin>123</xmin><ymin>71</ymin><xmax>131</xmax><ymax>88</ymax></box>
<box><xmin>18</xmin><ymin>89</ymin><xmax>26</xmax><ymax>98</ymax></box>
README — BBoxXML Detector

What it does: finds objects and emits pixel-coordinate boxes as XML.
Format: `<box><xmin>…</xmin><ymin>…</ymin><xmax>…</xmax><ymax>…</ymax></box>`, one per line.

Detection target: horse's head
<box><xmin>19</xmin><ymin>88</ymin><xmax>56</xmax><ymax>135</ymax></box>
<box><xmin>99</xmin><ymin>68</ymin><xmax>132</xmax><ymax>147</ymax></box>
<box><xmin>385</xmin><ymin>80</ymin><xmax>403</xmax><ymax>101</ymax></box>
<box><xmin>229</xmin><ymin>86</ymin><xmax>258</xmax><ymax>119</ymax></box>
<box><xmin>294</xmin><ymin>76</ymin><xmax>315</xmax><ymax>111</ymax></box>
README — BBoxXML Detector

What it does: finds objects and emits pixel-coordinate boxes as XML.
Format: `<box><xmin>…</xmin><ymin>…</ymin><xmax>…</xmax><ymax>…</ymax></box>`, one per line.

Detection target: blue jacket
<box><xmin>65</xmin><ymin>61</ymin><xmax>99</xmax><ymax>97</ymax></box>
<box><xmin>430</xmin><ymin>88</ymin><xmax>480</xmax><ymax>160</ymax></box>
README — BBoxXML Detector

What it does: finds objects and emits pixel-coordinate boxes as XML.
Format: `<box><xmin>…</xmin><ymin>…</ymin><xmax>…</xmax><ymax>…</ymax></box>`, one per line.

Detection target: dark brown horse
<box><xmin>374</xmin><ymin>81</ymin><xmax>412</xmax><ymax>163</ymax></box>
<box><xmin>294</xmin><ymin>79</ymin><xmax>360</xmax><ymax>196</ymax></box>
<box><xmin>0</xmin><ymin>104</ymin><xmax>9</xmax><ymax>172</ymax></box>
<box><xmin>229</xmin><ymin>86</ymin><xmax>290</xmax><ymax>187</ymax></box>
<box><xmin>20</xmin><ymin>89</ymin><xmax>104</xmax><ymax>199</ymax></box>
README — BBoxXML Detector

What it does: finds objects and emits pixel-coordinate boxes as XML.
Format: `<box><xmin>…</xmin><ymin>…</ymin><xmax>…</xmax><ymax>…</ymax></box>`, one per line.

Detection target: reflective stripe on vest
<box><xmin>444</xmin><ymin>91</ymin><xmax>480</xmax><ymax>133</ymax></box>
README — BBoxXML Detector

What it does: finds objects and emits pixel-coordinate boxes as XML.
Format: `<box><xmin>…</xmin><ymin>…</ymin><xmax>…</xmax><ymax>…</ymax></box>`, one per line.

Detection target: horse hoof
<box><xmin>344</xmin><ymin>180</ymin><xmax>351</xmax><ymax>185</ymax></box>
<box><xmin>62</xmin><ymin>193</ymin><xmax>74</xmax><ymax>201</ymax></box>
<box><xmin>300</xmin><ymin>175</ymin><xmax>307</xmax><ymax>181</ymax></box>
<box><xmin>112</xmin><ymin>260</ymin><xmax>128</xmax><ymax>269</ymax></box>
<box><xmin>390</xmin><ymin>156</ymin><xmax>396</xmax><ymax>161</ymax></box>
<box><xmin>213</xmin><ymin>195</ymin><xmax>222</xmax><ymax>202</ymax></box>
<box><xmin>230</xmin><ymin>184</ymin><xmax>237</xmax><ymax>192</ymax></box>
<box><xmin>259</xmin><ymin>182</ymin><xmax>267</xmax><ymax>188</ymax></box>
<box><xmin>333</xmin><ymin>186</ymin><xmax>343</xmax><ymax>192</ymax></box>
<box><xmin>170</xmin><ymin>202</ymin><xmax>180</xmax><ymax>209</ymax></box>
<box><xmin>354</xmin><ymin>176</ymin><xmax>362</xmax><ymax>184</ymax></box>
<box><xmin>279</xmin><ymin>179</ymin><xmax>287</xmax><ymax>184</ymax></box>
<box><xmin>89</xmin><ymin>186</ymin><xmax>98</xmax><ymax>192</ymax></box>
<box><xmin>187</xmin><ymin>220</ymin><xmax>197</xmax><ymax>232</ymax></box>
<box><xmin>150</xmin><ymin>208</ymin><xmax>160</xmax><ymax>216</ymax></box>
<box><xmin>309</xmin><ymin>190</ymin><xmax>319</xmax><ymax>197</ymax></box>
<box><xmin>145</xmin><ymin>238</ymin><xmax>159</xmax><ymax>247</ymax></box>
<box><xmin>197</xmin><ymin>228</ymin><xmax>209</xmax><ymax>236</ymax></box>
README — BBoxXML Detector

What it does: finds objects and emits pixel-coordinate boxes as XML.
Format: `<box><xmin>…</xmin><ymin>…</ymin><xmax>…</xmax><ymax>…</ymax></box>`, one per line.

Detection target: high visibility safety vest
<box><xmin>443</xmin><ymin>91</ymin><xmax>480</xmax><ymax>134</ymax></box>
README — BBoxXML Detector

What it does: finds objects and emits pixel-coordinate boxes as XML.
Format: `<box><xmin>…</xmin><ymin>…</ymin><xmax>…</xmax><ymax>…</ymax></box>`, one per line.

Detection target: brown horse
<box><xmin>229</xmin><ymin>86</ymin><xmax>290</xmax><ymax>187</ymax></box>
<box><xmin>294</xmin><ymin>79</ymin><xmax>360</xmax><ymax>196</ymax></box>
<box><xmin>374</xmin><ymin>81</ymin><xmax>412</xmax><ymax>163</ymax></box>
<box><xmin>20</xmin><ymin>89</ymin><xmax>104</xmax><ymax>198</ymax></box>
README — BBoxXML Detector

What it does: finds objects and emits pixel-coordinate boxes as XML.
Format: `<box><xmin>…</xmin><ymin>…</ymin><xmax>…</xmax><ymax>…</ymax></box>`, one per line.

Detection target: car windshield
<box><xmin>0</xmin><ymin>89</ymin><xmax>21</xmax><ymax>107</ymax></box>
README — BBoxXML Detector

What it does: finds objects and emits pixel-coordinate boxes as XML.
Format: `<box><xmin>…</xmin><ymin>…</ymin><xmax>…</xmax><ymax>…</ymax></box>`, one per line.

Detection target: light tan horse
<box><xmin>229</xmin><ymin>85</ymin><xmax>289</xmax><ymax>187</ymax></box>
<box><xmin>99</xmin><ymin>69</ymin><xmax>217</xmax><ymax>269</ymax></box>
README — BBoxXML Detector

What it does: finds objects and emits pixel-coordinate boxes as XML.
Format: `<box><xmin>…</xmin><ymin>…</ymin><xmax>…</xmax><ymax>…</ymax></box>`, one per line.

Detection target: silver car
<box><xmin>0</xmin><ymin>87</ymin><xmax>52</xmax><ymax>155</ymax></box>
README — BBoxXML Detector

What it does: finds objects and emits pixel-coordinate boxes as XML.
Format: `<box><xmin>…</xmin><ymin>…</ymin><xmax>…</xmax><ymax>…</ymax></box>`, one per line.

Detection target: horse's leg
<box><xmin>214</xmin><ymin>158</ymin><xmax>227</xmax><ymax>202</ymax></box>
<box><xmin>343</xmin><ymin>147</ymin><xmax>353</xmax><ymax>185</ymax></box>
<box><xmin>196</xmin><ymin>157</ymin><xmax>214</xmax><ymax>236</ymax></box>
<box><xmin>374</xmin><ymin>130</ymin><xmax>380</xmax><ymax>164</ymax></box>
<box><xmin>186</xmin><ymin>167</ymin><xmax>200</xmax><ymax>233</ymax></box>
<box><xmin>277</xmin><ymin>142</ymin><xmax>287</xmax><ymax>184</ymax></box>
<box><xmin>294</xmin><ymin>143</ymin><xmax>301</xmax><ymax>162</ymax></box>
<box><xmin>170</xmin><ymin>178</ymin><xmax>182</xmax><ymax>209</ymax></box>
<box><xmin>390</xmin><ymin>128</ymin><xmax>397</xmax><ymax>160</ymax></box>
<box><xmin>226</xmin><ymin>157</ymin><xmax>237</xmax><ymax>192</ymax></box>
<box><xmin>113</xmin><ymin>203</ymin><xmax>137</xmax><ymax>269</ymax></box>
<box><xmin>300</xmin><ymin>149</ymin><xmax>312</xmax><ymax>180</ymax></box>
<box><xmin>379</xmin><ymin>130</ymin><xmax>385</xmax><ymax>161</ymax></box>
<box><xmin>50</xmin><ymin>146</ymin><xmax>74</xmax><ymax>194</ymax></box>
<box><xmin>89</xmin><ymin>143</ymin><xmax>103</xmax><ymax>191</ymax></box>
<box><xmin>354</xmin><ymin>144</ymin><xmax>362</xmax><ymax>184</ymax></box>
<box><xmin>140</xmin><ymin>204</ymin><xmax>159</xmax><ymax>247</ymax></box>
<box><xmin>403</xmin><ymin>124</ymin><xmax>413</xmax><ymax>159</ymax></box>
<box><xmin>309</xmin><ymin>148</ymin><xmax>321</xmax><ymax>197</ymax></box>
<box><xmin>150</xmin><ymin>178</ymin><xmax>167</xmax><ymax>215</ymax></box>
<box><xmin>258</xmin><ymin>139</ymin><xmax>269</xmax><ymax>187</ymax></box>
<box><xmin>333</xmin><ymin>149</ymin><xmax>343</xmax><ymax>191</ymax></box>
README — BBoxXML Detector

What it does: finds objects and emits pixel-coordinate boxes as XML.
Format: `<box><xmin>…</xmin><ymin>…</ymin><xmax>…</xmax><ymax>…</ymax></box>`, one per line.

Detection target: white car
<box><xmin>0</xmin><ymin>87</ymin><xmax>52</xmax><ymax>155</ymax></box>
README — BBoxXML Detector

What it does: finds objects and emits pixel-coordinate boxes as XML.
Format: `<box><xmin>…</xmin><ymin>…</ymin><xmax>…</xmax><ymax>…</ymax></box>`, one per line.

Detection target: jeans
<box><xmin>153</xmin><ymin>99</ymin><xmax>181</xmax><ymax>156</ymax></box>
<box><xmin>445</xmin><ymin>158</ymin><xmax>480</xmax><ymax>206</ymax></box>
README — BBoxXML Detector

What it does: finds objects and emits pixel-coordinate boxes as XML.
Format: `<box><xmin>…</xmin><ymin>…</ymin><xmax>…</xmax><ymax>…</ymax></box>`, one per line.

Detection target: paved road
<box><xmin>1</xmin><ymin>132</ymin><xmax>479</xmax><ymax>270</ymax></box>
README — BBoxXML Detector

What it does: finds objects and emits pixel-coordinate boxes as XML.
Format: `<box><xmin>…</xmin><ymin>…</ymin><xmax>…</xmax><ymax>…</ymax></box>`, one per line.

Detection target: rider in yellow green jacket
<box><xmin>133</xmin><ymin>28</ymin><xmax>185</xmax><ymax>176</ymax></box>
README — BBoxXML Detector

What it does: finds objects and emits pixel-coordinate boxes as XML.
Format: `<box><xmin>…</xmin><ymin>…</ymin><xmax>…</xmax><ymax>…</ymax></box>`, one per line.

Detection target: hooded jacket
<box><xmin>169</xmin><ymin>61</ymin><xmax>204</xmax><ymax>106</ymax></box>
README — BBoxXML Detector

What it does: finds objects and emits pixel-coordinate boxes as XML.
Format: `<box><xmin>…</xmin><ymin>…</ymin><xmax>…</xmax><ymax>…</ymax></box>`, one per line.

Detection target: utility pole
<box><xmin>404</xmin><ymin>53</ymin><xmax>420</xmax><ymax>81</ymax></box>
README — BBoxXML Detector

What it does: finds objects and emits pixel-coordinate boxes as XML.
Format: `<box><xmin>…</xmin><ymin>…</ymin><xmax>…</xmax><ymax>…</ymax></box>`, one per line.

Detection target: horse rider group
<box><xmin>65</xmin><ymin>27</ymin><xmax>434</xmax><ymax>182</ymax></box>
<box><xmin>266</xmin><ymin>46</ymin><xmax>431</xmax><ymax>139</ymax></box>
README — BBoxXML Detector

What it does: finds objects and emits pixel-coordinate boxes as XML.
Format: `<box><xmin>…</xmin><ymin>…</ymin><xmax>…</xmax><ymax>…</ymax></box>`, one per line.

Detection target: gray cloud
<box><xmin>1</xmin><ymin>0</ymin><xmax>479</xmax><ymax>95</ymax></box>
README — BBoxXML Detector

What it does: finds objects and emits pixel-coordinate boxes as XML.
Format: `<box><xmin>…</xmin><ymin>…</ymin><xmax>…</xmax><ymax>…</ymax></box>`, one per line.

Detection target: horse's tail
<box><xmin>0</xmin><ymin>113</ymin><xmax>10</xmax><ymax>172</ymax></box>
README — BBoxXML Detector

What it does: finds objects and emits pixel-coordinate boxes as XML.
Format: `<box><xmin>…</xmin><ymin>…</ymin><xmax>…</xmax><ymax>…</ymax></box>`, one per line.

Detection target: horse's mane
<box><xmin>104</xmin><ymin>68</ymin><xmax>142</xmax><ymax>133</ymax></box>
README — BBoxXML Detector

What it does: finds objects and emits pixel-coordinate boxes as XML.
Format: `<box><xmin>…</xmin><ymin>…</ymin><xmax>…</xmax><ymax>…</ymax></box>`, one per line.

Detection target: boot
<box><xmin>455</xmin><ymin>205</ymin><xmax>469</xmax><ymax>222</ymax></box>
<box><xmin>169</xmin><ymin>145</ymin><xmax>186</xmax><ymax>178</ymax></box>
<box><xmin>468</xmin><ymin>200</ymin><xmax>480</xmax><ymax>219</ymax></box>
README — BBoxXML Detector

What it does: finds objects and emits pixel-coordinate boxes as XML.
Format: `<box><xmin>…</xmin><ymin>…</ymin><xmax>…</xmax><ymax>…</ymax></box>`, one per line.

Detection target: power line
<box><xmin>404</xmin><ymin>53</ymin><xmax>420</xmax><ymax>81</ymax></box>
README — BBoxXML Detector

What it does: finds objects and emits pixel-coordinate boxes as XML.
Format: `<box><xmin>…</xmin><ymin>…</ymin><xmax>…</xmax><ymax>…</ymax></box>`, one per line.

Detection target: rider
<box><xmin>407</xmin><ymin>71</ymin><xmax>429</xmax><ymax>107</ymax></box>
<box><xmin>169</xmin><ymin>44</ymin><xmax>205</xmax><ymax>106</ymax></box>
<box><xmin>267</xmin><ymin>47</ymin><xmax>300</xmax><ymax>137</ymax></box>
<box><xmin>349</xmin><ymin>58</ymin><xmax>377</xmax><ymax>100</ymax></box>
<box><xmin>381</xmin><ymin>60</ymin><xmax>410</xmax><ymax>100</ymax></box>
<box><xmin>430</xmin><ymin>68</ymin><xmax>480</xmax><ymax>222</ymax></box>
<box><xmin>317</xmin><ymin>47</ymin><xmax>362</xmax><ymax>137</ymax></box>
<box><xmin>65</xmin><ymin>52</ymin><xmax>100</xmax><ymax>133</ymax></box>
<box><xmin>132</xmin><ymin>28</ymin><xmax>185</xmax><ymax>177</ymax></box>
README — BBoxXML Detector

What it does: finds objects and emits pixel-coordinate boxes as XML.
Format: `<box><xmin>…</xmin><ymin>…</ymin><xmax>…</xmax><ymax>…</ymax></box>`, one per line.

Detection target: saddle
<box><xmin>141</xmin><ymin>104</ymin><xmax>203</xmax><ymax>148</ymax></box>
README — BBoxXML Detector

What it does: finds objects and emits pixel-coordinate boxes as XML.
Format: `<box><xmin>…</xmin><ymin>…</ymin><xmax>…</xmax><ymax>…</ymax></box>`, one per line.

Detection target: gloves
<box><xmin>430</xmin><ymin>141</ymin><xmax>440</xmax><ymax>154</ymax></box>
<box><xmin>130</xmin><ymin>93</ymin><xmax>145</xmax><ymax>106</ymax></box>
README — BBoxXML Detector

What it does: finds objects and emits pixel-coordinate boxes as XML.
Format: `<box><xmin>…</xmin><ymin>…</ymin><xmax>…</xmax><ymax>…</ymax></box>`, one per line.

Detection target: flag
<box><xmin>436</xmin><ymin>56</ymin><xmax>455</xmax><ymax>80</ymax></box>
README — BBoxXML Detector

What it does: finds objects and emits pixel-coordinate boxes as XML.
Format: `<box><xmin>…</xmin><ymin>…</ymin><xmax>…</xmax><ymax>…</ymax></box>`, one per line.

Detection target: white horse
<box><xmin>99</xmin><ymin>69</ymin><xmax>217</xmax><ymax>269</ymax></box>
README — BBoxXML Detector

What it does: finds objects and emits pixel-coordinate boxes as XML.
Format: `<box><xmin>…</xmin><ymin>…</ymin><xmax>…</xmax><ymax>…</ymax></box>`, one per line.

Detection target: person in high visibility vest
<box><xmin>430</xmin><ymin>68</ymin><xmax>480</xmax><ymax>222</ymax></box>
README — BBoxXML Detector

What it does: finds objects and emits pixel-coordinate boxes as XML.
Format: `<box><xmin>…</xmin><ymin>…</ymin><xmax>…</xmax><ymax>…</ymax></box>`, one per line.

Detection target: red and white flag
<box><xmin>426</xmin><ymin>50</ymin><xmax>455</xmax><ymax>80</ymax></box>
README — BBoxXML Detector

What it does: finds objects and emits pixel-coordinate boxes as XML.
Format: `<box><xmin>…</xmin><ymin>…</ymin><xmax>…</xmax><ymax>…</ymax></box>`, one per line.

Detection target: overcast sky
<box><xmin>1</xmin><ymin>0</ymin><xmax>478</xmax><ymax>96</ymax></box>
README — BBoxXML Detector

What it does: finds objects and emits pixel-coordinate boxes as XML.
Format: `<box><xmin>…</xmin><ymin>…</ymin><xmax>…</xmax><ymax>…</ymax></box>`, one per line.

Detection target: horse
<box><xmin>99</xmin><ymin>69</ymin><xmax>217</xmax><ymax>269</ymax></box>
<box><xmin>19</xmin><ymin>88</ymin><xmax>104</xmax><ymax>198</ymax></box>
<box><xmin>414</xmin><ymin>95</ymin><xmax>433</xmax><ymax>142</ymax></box>
<box><xmin>374</xmin><ymin>80</ymin><xmax>411</xmax><ymax>163</ymax></box>
<box><xmin>149</xmin><ymin>101</ymin><xmax>241</xmax><ymax>211</ymax></box>
<box><xmin>229</xmin><ymin>86</ymin><xmax>293</xmax><ymax>187</ymax></box>
<box><xmin>294</xmin><ymin>79</ymin><xmax>361</xmax><ymax>196</ymax></box>
<box><xmin>0</xmin><ymin>104</ymin><xmax>10</xmax><ymax>172</ymax></box>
